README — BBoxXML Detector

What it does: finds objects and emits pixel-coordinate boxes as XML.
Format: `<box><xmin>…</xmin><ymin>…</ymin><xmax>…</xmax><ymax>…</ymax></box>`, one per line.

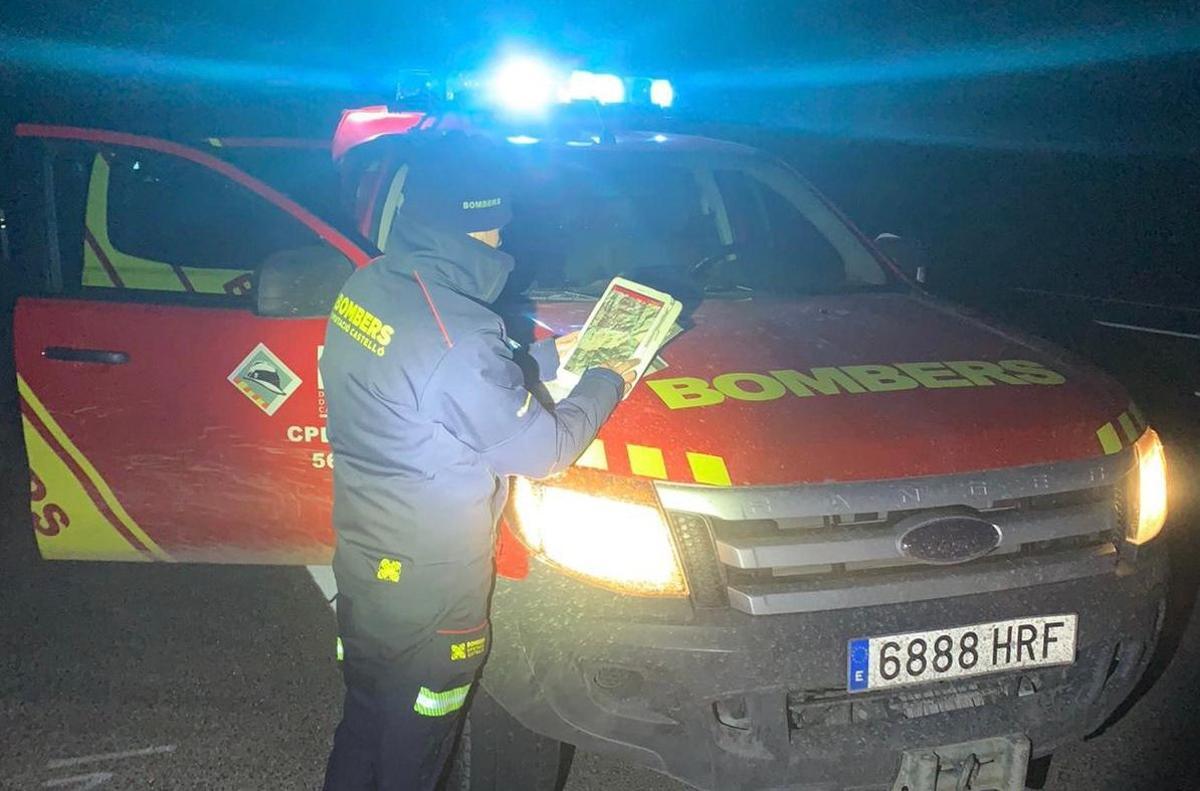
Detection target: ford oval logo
<box><xmin>897</xmin><ymin>513</ymin><xmax>1001</xmax><ymax>565</ymax></box>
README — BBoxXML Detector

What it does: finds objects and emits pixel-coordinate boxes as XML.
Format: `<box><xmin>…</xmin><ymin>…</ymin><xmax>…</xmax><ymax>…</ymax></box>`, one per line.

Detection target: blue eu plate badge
<box><xmin>847</xmin><ymin>638</ymin><xmax>870</xmax><ymax>692</ymax></box>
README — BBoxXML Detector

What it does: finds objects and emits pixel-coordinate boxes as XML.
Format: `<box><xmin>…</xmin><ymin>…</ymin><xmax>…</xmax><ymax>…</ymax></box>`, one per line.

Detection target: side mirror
<box><xmin>874</xmin><ymin>233</ymin><xmax>929</xmax><ymax>285</ymax></box>
<box><xmin>256</xmin><ymin>246</ymin><xmax>354</xmax><ymax>318</ymax></box>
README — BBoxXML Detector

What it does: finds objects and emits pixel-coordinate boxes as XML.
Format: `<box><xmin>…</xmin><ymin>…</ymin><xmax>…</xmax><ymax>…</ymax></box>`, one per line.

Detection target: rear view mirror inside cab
<box><xmin>256</xmin><ymin>247</ymin><xmax>354</xmax><ymax>317</ymax></box>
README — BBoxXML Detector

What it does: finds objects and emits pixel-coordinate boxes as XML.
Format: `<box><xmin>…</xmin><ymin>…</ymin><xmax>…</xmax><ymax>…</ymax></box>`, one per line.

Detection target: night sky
<box><xmin>3</xmin><ymin>0</ymin><xmax>1198</xmax><ymax>308</ymax></box>
<box><xmin>3</xmin><ymin>1</ymin><xmax>1198</xmax><ymax>154</ymax></box>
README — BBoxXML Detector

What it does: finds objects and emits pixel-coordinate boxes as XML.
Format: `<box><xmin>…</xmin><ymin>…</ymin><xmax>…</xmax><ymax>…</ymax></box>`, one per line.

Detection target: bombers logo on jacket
<box><xmin>330</xmin><ymin>293</ymin><xmax>395</xmax><ymax>357</ymax></box>
<box><xmin>462</xmin><ymin>197</ymin><xmax>503</xmax><ymax>210</ymax></box>
<box><xmin>646</xmin><ymin>359</ymin><xmax>1067</xmax><ymax>410</ymax></box>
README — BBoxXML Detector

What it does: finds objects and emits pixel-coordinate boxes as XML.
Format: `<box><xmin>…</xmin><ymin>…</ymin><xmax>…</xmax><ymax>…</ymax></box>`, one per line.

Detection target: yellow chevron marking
<box><xmin>627</xmin><ymin>444</ymin><xmax>668</xmax><ymax>479</ymax></box>
<box><xmin>1096</xmin><ymin>422</ymin><xmax>1123</xmax><ymax>456</ymax></box>
<box><xmin>18</xmin><ymin>375</ymin><xmax>170</xmax><ymax>561</ymax></box>
<box><xmin>686</xmin><ymin>452</ymin><xmax>732</xmax><ymax>486</ymax></box>
<box><xmin>575</xmin><ymin>439</ymin><xmax>608</xmax><ymax>470</ymax></box>
<box><xmin>1117</xmin><ymin>412</ymin><xmax>1140</xmax><ymax>443</ymax></box>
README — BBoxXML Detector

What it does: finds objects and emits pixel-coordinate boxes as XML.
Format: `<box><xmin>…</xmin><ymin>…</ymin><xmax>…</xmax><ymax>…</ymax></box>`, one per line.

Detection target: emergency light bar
<box><xmin>332</xmin><ymin>57</ymin><xmax>675</xmax><ymax>160</ymax></box>
<box><xmin>424</xmin><ymin>56</ymin><xmax>675</xmax><ymax>115</ymax></box>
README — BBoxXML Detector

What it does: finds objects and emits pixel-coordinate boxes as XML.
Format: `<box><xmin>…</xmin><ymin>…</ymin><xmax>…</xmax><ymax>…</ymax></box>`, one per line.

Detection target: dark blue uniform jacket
<box><xmin>320</xmin><ymin>215</ymin><xmax>623</xmax><ymax>596</ymax></box>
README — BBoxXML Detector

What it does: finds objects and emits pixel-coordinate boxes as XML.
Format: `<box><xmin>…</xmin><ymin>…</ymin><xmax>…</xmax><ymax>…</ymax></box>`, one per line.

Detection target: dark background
<box><xmin>1</xmin><ymin>2</ymin><xmax>1198</xmax><ymax>788</ymax></box>
<box><xmin>4</xmin><ymin>0</ymin><xmax>1198</xmax><ymax>315</ymax></box>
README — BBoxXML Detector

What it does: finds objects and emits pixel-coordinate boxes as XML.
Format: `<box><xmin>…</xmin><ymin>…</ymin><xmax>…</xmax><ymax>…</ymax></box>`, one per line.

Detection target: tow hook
<box><xmin>890</xmin><ymin>734</ymin><xmax>1031</xmax><ymax>791</ymax></box>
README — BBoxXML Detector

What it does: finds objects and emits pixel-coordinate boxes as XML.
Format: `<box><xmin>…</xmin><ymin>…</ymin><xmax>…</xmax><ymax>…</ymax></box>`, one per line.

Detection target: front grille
<box><xmin>670</xmin><ymin>511</ymin><xmax>728</xmax><ymax>608</ymax></box>
<box><xmin>721</xmin><ymin>487</ymin><xmax>1117</xmax><ymax>586</ymax></box>
<box><xmin>658</xmin><ymin>454</ymin><xmax>1136</xmax><ymax>614</ymax></box>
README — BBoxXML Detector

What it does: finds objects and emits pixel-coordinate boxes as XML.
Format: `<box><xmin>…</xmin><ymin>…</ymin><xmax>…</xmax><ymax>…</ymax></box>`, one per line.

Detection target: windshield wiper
<box><xmin>703</xmin><ymin>283</ymin><xmax>754</xmax><ymax>297</ymax></box>
<box><xmin>525</xmin><ymin>288</ymin><xmax>598</xmax><ymax>301</ymax></box>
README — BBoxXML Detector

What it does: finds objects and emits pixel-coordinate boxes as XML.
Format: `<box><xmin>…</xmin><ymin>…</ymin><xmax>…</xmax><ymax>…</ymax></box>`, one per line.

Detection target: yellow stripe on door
<box><xmin>23</xmin><ymin>413</ymin><xmax>151</xmax><ymax>561</ymax></box>
<box><xmin>18</xmin><ymin>375</ymin><xmax>171</xmax><ymax>561</ymax></box>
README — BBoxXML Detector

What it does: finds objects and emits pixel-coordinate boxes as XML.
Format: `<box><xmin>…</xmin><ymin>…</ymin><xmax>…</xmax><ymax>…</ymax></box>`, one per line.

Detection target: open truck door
<box><xmin>10</xmin><ymin>125</ymin><xmax>372</xmax><ymax>563</ymax></box>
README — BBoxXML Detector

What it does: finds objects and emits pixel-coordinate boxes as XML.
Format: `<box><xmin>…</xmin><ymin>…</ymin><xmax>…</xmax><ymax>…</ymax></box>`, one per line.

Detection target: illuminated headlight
<box><xmin>1127</xmin><ymin>428</ymin><xmax>1168</xmax><ymax>545</ymax></box>
<box><xmin>510</xmin><ymin>478</ymin><xmax>687</xmax><ymax>596</ymax></box>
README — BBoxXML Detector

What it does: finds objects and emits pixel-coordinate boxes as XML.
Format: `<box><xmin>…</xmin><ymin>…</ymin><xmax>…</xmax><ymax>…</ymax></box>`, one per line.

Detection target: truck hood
<box><xmin>531</xmin><ymin>293</ymin><xmax>1134</xmax><ymax>486</ymax></box>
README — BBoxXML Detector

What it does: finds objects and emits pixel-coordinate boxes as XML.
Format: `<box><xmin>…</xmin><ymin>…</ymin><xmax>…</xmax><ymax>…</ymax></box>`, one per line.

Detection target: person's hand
<box><xmin>597</xmin><ymin>358</ymin><xmax>641</xmax><ymax>397</ymax></box>
<box><xmin>553</xmin><ymin>331</ymin><xmax>580</xmax><ymax>361</ymax></box>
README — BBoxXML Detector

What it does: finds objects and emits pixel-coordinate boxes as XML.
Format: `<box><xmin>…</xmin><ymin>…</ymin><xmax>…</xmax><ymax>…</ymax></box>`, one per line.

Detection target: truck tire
<box><xmin>444</xmin><ymin>687</ymin><xmax>573</xmax><ymax>791</ymax></box>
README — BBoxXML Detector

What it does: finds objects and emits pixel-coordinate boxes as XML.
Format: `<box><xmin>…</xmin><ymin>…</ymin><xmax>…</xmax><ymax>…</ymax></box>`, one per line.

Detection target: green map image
<box><xmin>564</xmin><ymin>290</ymin><xmax>665</xmax><ymax>375</ymax></box>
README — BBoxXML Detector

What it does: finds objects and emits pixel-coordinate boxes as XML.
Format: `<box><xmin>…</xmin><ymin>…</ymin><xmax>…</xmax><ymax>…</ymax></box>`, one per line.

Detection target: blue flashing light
<box><xmin>650</xmin><ymin>79</ymin><xmax>675</xmax><ymax>108</ymax></box>
<box><xmin>652</xmin><ymin>133</ymin><xmax>668</xmax><ymax>143</ymax></box>
<box><xmin>591</xmin><ymin>73</ymin><xmax>626</xmax><ymax>104</ymax></box>
<box><xmin>435</xmin><ymin>57</ymin><xmax>671</xmax><ymax>115</ymax></box>
<box><xmin>564</xmin><ymin>70</ymin><xmax>626</xmax><ymax>104</ymax></box>
<box><xmin>563</xmin><ymin>70</ymin><xmax>595</xmax><ymax>102</ymax></box>
<box><xmin>491</xmin><ymin>56</ymin><xmax>557</xmax><ymax>114</ymax></box>
<box><xmin>506</xmin><ymin>135</ymin><xmax>541</xmax><ymax>145</ymax></box>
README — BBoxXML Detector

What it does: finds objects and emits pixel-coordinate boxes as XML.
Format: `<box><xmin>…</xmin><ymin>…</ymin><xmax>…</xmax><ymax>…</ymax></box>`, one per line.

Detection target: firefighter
<box><xmin>320</xmin><ymin>136</ymin><xmax>635</xmax><ymax>790</ymax></box>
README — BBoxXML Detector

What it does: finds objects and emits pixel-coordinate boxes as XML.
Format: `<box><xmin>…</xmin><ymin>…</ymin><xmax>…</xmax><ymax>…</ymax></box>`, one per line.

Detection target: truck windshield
<box><xmin>501</xmin><ymin>148</ymin><xmax>895</xmax><ymax>299</ymax></box>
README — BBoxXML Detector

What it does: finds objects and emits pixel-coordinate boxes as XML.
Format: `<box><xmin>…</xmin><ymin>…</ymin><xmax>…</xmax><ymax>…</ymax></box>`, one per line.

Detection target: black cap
<box><xmin>395</xmin><ymin>137</ymin><xmax>513</xmax><ymax>235</ymax></box>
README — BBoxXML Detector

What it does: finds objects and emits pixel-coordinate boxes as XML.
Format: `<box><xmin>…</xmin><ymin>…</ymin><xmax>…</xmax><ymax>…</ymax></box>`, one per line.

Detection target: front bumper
<box><xmin>483</xmin><ymin>544</ymin><xmax>1167</xmax><ymax>791</ymax></box>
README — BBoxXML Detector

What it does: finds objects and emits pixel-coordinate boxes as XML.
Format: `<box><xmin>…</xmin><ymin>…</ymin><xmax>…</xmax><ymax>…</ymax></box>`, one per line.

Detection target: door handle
<box><xmin>43</xmin><ymin>346</ymin><xmax>130</xmax><ymax>365</ymax></box>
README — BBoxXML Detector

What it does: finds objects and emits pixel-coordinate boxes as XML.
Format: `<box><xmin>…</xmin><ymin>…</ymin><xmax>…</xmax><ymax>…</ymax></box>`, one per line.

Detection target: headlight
<box><xmin>510</xmin><ymin>477</ymin><xmax>687</xmax><ymax>596</ymax></box>
<box><xmin>1127</xmin><ymin>428</ymin><xmax>1168</xmax><ymax>545</ymax></box>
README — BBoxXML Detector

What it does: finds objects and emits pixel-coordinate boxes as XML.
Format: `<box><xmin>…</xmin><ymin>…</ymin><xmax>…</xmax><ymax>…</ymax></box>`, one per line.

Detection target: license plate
<box><xmin>847</xmin><ymin>614</ymin><xmax>1077</xmax><ymax>692</ymax></box>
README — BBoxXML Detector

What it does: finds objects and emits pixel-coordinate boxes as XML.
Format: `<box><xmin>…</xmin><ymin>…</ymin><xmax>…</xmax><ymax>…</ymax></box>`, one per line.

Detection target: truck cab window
<box><xmin>57</xmin><ymin>146</ymin><xmax>331</xmax><ymax>302</ymax></box>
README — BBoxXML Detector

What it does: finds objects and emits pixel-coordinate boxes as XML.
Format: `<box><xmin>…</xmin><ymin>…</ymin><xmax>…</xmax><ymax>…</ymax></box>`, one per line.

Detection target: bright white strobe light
<box><xmin>591</xmin><ymin>72</ymin><xmax>626</xmax><ymax>104</ymax></box>
<box><xmin>650</xmin><ymin>79</ymin><xmax>675</xmax><ymax>108</ymax></box>
<box><xmin>491</xmin><ymin>56</ymin><xmax>558</xmax><ymax>113</ymax></box>
<box><xmin>564</xmin><ymin>70</ymin><xmax>627</xmax><ymax>104</ymax></box>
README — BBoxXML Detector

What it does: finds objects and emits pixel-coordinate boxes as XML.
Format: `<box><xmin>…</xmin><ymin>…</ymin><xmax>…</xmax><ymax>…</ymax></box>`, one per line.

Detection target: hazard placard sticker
<box><xmin>228</xmin><ymin>343</ymin><xmax>301</xmax><ymax>416</ymax></box>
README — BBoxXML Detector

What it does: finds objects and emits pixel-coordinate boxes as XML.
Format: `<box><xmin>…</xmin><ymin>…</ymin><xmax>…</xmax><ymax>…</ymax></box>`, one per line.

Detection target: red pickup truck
<box><xmin>4</xmin><ymin>116</ymin><xmax>1168</xmax><ymax>790</ymax></box>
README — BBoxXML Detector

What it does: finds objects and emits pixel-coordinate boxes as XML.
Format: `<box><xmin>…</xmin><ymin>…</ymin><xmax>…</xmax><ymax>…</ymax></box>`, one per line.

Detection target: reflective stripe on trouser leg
<box><xmin>414</xmin><ymin>683</ymin><xmax>472</xmax><ymax>717</ymax></box>
<box><xmin>324</xmin><ymin>563</ymin><xmax>491</xmax><ymax>790</ymax></box>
